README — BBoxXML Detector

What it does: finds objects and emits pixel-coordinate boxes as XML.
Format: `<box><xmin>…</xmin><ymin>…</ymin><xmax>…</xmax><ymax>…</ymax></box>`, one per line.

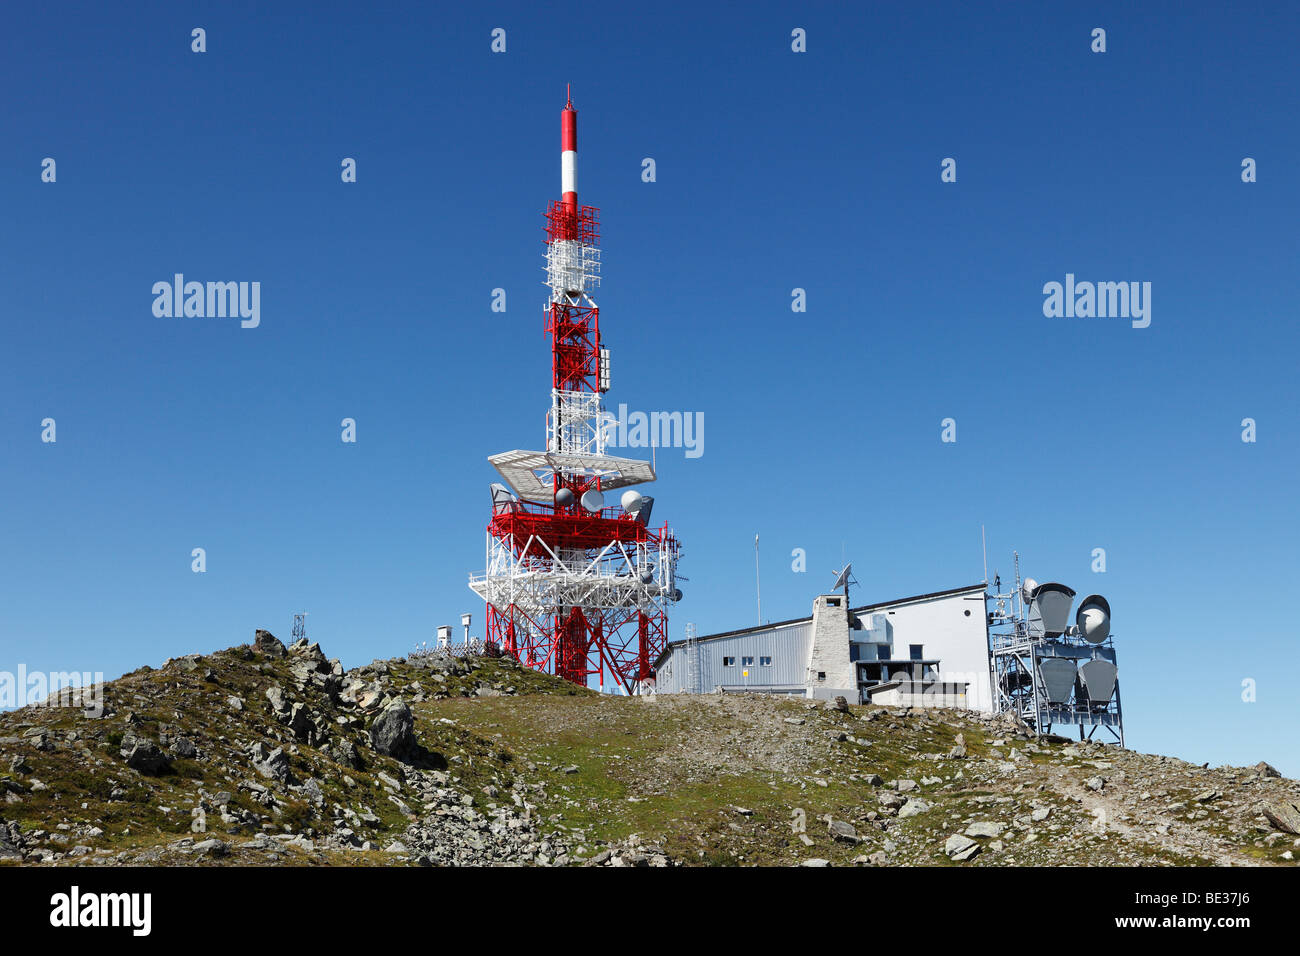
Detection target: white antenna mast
<box><xmin>981</xmin><ymin>524</ymin><xmax>988</xmax><ymax>585</ymax></box>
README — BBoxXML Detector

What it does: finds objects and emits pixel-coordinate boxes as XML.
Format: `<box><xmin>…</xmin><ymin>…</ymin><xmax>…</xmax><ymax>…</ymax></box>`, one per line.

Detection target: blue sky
<box><xmin>2</xmin><ymin>2</ymin><xmax>1297</xmax><ymax>774</ymax></box>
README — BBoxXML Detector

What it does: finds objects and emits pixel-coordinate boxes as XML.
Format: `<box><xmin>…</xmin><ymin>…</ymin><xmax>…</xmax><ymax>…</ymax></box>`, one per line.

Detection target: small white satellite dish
<box><xmin>580</xmin><ymin>489</ymin><xmax>605</xmax><ymax>513</ymax></box>
<box><xmin>1022</xmin><ymin>577</ymin><xmax>1039</xmax><ymax>601</ymax></box>
<box><xmin>1076</xmin><ymin>594</ymin><xmax>1112</xmax><ymax>644</ymax></box>
<box><xmin>621</xmin><ymin>490</ymin><xmax>645</xmax><ymax>514</ymax></box>
<box><xmin>832</xmin><ymin>563</ymin><xmax>853</xmax><ymax>591</ymax></box>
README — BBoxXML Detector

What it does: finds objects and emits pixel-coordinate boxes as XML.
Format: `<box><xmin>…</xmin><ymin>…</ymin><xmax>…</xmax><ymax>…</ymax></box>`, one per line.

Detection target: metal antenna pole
<box><xmin>754</xmin><ymin>533</ymin><xmax>761</xmax><ymax>624</ymax></box>
<box><xmin>981</xmin><ymin>524</ymin><xmax>988</xmax><ymax>585</ymax></box>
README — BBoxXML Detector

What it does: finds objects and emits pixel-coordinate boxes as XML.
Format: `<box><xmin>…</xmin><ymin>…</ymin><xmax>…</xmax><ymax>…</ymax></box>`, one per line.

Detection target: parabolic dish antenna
<box><xmin>1076</xmin><ymin>594</ymin><xmax>1112</xmax><ymax>644</ymax></box>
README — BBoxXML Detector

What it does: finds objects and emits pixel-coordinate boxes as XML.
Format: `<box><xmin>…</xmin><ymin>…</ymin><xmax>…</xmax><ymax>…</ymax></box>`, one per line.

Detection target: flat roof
<box><xmin>655</xmin><ymin>582</ymin><xmax>986</xmax><ymax>667</ymax></box>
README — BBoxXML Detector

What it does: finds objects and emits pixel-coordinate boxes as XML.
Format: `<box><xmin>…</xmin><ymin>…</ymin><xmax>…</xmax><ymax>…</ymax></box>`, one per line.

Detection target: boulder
<box><xmin>250</xmin><ymin>743</ymin><xmax>290</xmax><ymax>783</ymax></box>
<box><xmin>254</xmin><ymin>629</ymin><xmax>287</xmax><ymax>658</ymax></box>
<box><xmin>965</xmin><ymin>821</ymin><xmax>1005</xmax><ymax>839</ymax></box>
<box><xmin>1262</xmin><ymin>801</ymin><xmax>1300</xmax><ymax>835</ymax></box>
<box><xmin>1255</xmin><ymin>761</ymin><xmax>1283</xmax><ymax>779</ymax></box>
<box><xmin>944</xmin><ymin>834</ymin><xmax>980</xmax><ymax>861</ymax></box>
<box><xmin>120</xmin><ymin>735</ymin><xmax>170</xmax><ymax>774</ymax></box>
<box><xmin>370</xmin><ymin>700</ymin><xmax>416</xmax><ymax>759</ymax></box>
<box><xmin>193</xmin><ymin>838</ymin><xmax>229</xmax><ymax>858</ymax></box>
<box><xmin>898</xmin><ymin>798</ymin><xmax>931</xmax><ymax>819</ymax></box>
<box><xmin>828</xmin><ymin>819</ymin><xmax>859</xmax><ymax>844</ymax></box>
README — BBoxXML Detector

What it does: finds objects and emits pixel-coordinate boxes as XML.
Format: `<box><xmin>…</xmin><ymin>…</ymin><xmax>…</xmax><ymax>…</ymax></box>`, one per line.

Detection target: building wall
<box><xmin>655</xmin><ymin>621</ymin><xmax>813</xmax><ymax>694</ymax></box>
<box><xmin>853</xmin><ymin>586</ymin><xmax>991</xmax><ymax>709</ymax></box>
<box><xmin>655</xmin><ymin>584</ymin><xmax>993</xmax><ymax>710</ymax></box>
<box><xmin>866</xmin><ymin>682</ymin><xmax>970</xmax><ymax>709</ymax></box>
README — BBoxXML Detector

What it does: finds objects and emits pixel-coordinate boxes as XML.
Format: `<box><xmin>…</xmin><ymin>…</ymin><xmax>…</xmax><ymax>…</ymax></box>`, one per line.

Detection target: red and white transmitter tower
<box><xmin>468</xmin><ymin>90</ymin><xmax>683</xmax><ymax>694</ymax></box>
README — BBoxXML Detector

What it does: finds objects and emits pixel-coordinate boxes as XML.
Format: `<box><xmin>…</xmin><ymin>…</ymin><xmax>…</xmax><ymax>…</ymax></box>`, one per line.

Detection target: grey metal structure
<box><xmin>656</xmin><ymin>618</ymin><xmax>814</xmax><ymax>695</ymax></box>
<box><xmin>987</xmin><ymin>554</ymin><xmax>1125</xmax><ymax>746</ymax></box>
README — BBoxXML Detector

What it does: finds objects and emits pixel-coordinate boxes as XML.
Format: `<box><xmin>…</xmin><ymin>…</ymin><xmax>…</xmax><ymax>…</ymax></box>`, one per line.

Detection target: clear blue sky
<box><xmin>2</xmin><ymin>2</ymin><xmax>1297</xmax><ymax>774</ymax></box>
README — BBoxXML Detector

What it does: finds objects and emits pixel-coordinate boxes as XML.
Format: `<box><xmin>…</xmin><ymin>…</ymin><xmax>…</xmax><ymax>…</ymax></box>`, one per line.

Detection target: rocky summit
<box><xmin>0</xmin><ymin>631</ymin><xmax>1297</xmax><ymax>867</ymax></box>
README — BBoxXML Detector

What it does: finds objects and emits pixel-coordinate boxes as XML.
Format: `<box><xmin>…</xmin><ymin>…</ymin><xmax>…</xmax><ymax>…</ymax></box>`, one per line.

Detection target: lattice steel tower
<box><xmin>468</xmin><ymin>90</ymin><xmax>683</xmax><ymax>694</ymax></box>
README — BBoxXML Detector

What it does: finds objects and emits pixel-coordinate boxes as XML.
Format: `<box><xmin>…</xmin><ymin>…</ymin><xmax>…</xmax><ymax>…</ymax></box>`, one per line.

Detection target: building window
<box><xmin>817</xmin><ymin>671</ymin><xmax>826</xmax><ymax>681</ymax></box>
<box><xmin>909</xmin><ymin>644</ymin><xmax>924</xmax><ymax>661</ymax></box>
<box><xmin>760</xmin><ymin>656</ymin><xmax>772</xmax><ymax>666</ymax></box>
<box><xmin>723</xmin><ymin>656</ymin><xmax>735</xmax><ymax>667</ymax></box>
<box><xmin>742</xmin><ymin>656</ymin><xmax>754</xmax><ymax>666</ymax></box>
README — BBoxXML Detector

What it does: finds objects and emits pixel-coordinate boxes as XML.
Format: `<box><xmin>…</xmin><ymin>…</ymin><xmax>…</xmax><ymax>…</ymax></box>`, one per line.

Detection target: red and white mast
<box><xmin>561</xmin><ymin>85</ymin><xmax>578</xmax><ymax>213</ymax></box>
<box><xmin>468</xmin><ymin>90</ymin><xmax>682</xmax><ymax>694</ymax></box>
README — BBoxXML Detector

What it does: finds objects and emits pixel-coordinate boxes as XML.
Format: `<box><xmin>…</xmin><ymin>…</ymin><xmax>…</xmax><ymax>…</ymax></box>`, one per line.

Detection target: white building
<box><xmin>653</xmin><ymin>583</ymin><xmax>991</xmax><ymax>709</ymax></box>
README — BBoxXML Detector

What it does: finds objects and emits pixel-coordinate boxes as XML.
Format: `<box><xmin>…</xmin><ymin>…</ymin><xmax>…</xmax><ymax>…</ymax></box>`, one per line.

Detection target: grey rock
<box><xmin>193</xmin><ymin>838</ymin><xmax>229</xmax><ymax>857</ymax></box>
<box><xmin>965</xmin><ymin>821</ymin><xmax>1006</xmax><ymax>839</ymax></box>
<box><xmin>370</xmin><ymin>700</ymin><xmax>416</xmax><ymax>759</ymax></box>
<box><xmin>120</xmin><ymin>736</ymin><xmax>170</xmax><ymax>774</ymax></box>
<box><xmin>945</xmin><ymin>834</ymin><xmax>980</xmax><ymax>861</ymax></box>
<box><xmin>828</xmin><ymin>819</ymin><xmax>859</xmax><ymax>844</ymax></box>
<box><xmin>250</xmin><ymin>744</ymin><xmax>290</xmax><ymax>782</ymax></box>
<box><xmin>1254</xmin><ymin>761</ymin><xmax>1282</xmax><ymax>778</ymax></box>
<box><xmin>898</xmin><ymin>798</ymin><xmax>931</xmax><ymax>819</ymax></box>
<box><xmin>254</xmin><ymin>629</ymin><xmax>287</xmax><ymax>658</ymax></box>
<box><xmin>1262</xmin><ymin>801</ymin><xmax>1300</xmax><ymax>835</ymax></box>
